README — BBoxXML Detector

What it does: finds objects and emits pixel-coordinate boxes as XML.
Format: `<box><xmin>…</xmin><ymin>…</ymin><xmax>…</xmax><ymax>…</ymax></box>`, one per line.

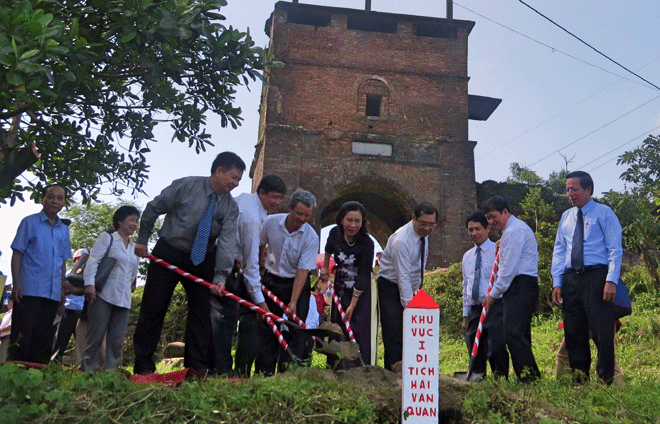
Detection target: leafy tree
<box><xmin>507</xmin><ymin>162</ymin><xmax>543</xmax><ymax>185</ymax></box>
<box><xmin>505</xmin><ymin>161</ymin><xmax>571</xmax><ymax>194</ymax></box>
<box><xmin>601</xmin><ymin>190</ymin><xmax>660</xmax><ymax>289</ymax></box>
<box><xmin>546</xmin><ymin>169</ymin><xmax>568</xmax><ymax>195</ymax></box>
<box><xmin>63</xmin><ymin>202</ymin><xmax>120</xmax><ymax>251</ymax></box>
<box><xmin>1</xmin><ymin>0</ymin><xmax>274</xmax><ymax>204</ymax></box>
<box><xmin>618</xmin><ymin>135</ymin><xmax>660</xmax><ymax>202</ymax></box>
<box><xmin>519</xmin><ymin>187</ymin><xmax>558</xmax><ymax>312</ymax></box>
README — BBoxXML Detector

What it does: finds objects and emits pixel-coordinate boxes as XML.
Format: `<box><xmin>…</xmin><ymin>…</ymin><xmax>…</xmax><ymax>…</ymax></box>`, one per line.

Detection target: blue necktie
<box><xmin>571</xmin><ymin>208</ymin><xmax>584</xmax><ymax>270</ymax></box>
<box><xmin>472</xmin><ymin>246</ymin><xmax>481</xmax><ymax>302</ymax></box>
<box><xmin>190</xmin><ymin>194</ymin><xmax>214</xmax><ymax>266</ymax></box>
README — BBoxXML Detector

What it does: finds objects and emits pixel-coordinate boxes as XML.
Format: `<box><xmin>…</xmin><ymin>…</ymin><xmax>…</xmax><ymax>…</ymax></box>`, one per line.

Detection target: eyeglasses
<box><xmin>415</xmin><ymin>220</ymin><xmax>437</xmax><ymax>229</ymax></box>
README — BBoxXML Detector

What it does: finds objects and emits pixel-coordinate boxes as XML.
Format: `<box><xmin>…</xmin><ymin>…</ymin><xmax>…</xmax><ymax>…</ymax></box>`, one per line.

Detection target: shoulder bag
<box><xmin>95</xmin><ymin>233</ymin><xmax>117</xmax><ymax>292</ymax></box>
<box><xmin>65</xmin><ymin>253</ymin><xmax>89</xmax><ymax>288</ymax></box>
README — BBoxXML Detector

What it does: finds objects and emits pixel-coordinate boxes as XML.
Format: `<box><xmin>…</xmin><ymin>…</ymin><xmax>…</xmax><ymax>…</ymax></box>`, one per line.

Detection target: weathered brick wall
<box><xmin>253</xmin><ymin>2</ymin><xmax>478</xmax><ymax>267</ymax></box>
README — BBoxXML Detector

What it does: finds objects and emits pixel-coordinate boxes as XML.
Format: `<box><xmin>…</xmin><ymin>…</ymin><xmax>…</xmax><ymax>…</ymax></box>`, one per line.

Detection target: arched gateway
<box><xmin>250</xmin><ymin>1</ymin><xmax>500</xmax><ymax>268</ymax></box>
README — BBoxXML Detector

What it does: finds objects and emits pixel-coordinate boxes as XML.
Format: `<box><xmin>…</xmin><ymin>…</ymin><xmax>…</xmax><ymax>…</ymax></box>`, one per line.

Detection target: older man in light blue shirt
<box><xmin>551</xmin><ymin>171</ymin><xmax>622</xmax><ymax>384</ymax></box>
<box><xmin>10</xmin><ymin>184</ymin><xmax>72</xmax><ymax>364</ymax></box>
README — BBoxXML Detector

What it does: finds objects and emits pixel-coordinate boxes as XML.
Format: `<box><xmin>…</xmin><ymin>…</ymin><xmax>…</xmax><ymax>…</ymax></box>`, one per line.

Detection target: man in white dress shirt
<box><xmin>462</xmin><ymin>211</ymin><xmax>509</xmax><ymax>378</ymax></box>
<box><xmin>483</xmin><ymin>196</ymin><xmax>541</xmax><ymax>382</ymax></box>
<box><xmin>377</xmin><ymin>202</ymin><xmax>438</xmax><ymax>371</ymax></box>
<box><xmin>254</xmin><ymin>188</ymin><xmax>319</xmax><ymax>375</ymax></box>
<box><xmin>210</xmin><ymin>175</ymin><xmax>286</xmax><ymax>376</ymax></box>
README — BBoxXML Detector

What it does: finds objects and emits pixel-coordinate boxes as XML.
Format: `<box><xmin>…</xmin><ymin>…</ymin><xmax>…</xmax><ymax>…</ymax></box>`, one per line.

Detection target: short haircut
<box><xmin>42</xmin><ymin>184</ymin><xmax>67</xmax><ymax>200</ymax></box>
<box><xmin>414</xmin><ymin>202</ymin><xmax>439</xmax><ymax>221</ymax></box>
<box><xmin>335</xmin><ymin>201</ymin><xmax>369</xmax><ymax>238</ymax></box>
<box><xmin>483</xmin><ymin>196</ymin><xmax>509</xmax><ymax>214</ymax></box>
<box><xmin>211</xmin><ymin>151</ymin><xmax>246</xmax><ymax>175</ymax></box>
<box><xmin>465</xmin><ymin>211</ymin><xmax>488</xmax><ymax>229</ymax></box>
<box><xmin>566</xmin><ymin>170</ymin><xmax>594</xmax><ymax>195</ymax></box>
<box><xmin>112</xmin><ymin>205</ymin><xmax>141</xmax><ymax>230</ymax></box>
<box><xmin>257</xmin><ymin>175</ymin><xmax>287</xmax><ymax>195</ymax></box>
<box><xmin>290</xmin><ymin>188</ymin><xmax>317</xmax><ymax>209</ymax></box>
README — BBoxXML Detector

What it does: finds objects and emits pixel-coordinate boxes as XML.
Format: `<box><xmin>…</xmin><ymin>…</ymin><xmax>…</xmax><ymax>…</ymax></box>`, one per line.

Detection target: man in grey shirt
<box><xmin>132</xmin><ymin>152</ymin><xmax>243</xmax><ymax>375</ymax></box>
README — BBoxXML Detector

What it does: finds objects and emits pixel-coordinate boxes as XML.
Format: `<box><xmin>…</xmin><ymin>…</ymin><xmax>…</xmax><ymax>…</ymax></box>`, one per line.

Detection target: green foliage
<box><xmin>6</xmin><ymin>289</ymin><xmax>660</xmax><ymax>423</ymax></box>
<box><xmin>0</xmin><ymin>363</ymin><xmax>70</xmax><ymax>423</ymax></box>
<box><xmin>602</xmin><ymin>190</ymin><xmax>660</xmax><ymax>289</ymax></box>
<box><xmin>519</xmin><ymin>187</ymin><xmax>559</xmax><ymax>313</ymax></box>
<box><xmin>62</xmin><ymin>201</ymin><xmax>127</xmax><ymax>250</ymax></box>
<box><xmin>0</xmin><ymin>365</ymin><xmax>398</xmax><ymax>423</ymax></box>
<box><xmin>504</xmin><ymin>162</ymin><xmax>570</xmax><ymax>195</ymax></box>
<box><xmin>0</xmin><ymin>0</ymin><xmax>275</xmax><ymax>204</ymax></box>
<box><xmin>621</xmin><ymin>265</ymin><xmax>655</xmax><ymax>296</ymax></box>
<box><xmin>618</xmin><ymin>134</ymin><xmax>660</xmax><ymax>202</ymax></box>
<box><xmin>121</xmin><ymin>284</ymin><xmax>187</xmax><ymax>368</ymax></box>
<box><xmin>507</xmin><ymin>162</ymin><xmax>543</xmax><ymax>185</ymax></box>
<box><xmin>423</xmin><ymin>263</ymin><xmax>463</xmax><ymax>335</ymax></box>
<box><xmin>545</xmin><ymin>169</ymin><xmax>569</xmax><ymax>195</ymax></box>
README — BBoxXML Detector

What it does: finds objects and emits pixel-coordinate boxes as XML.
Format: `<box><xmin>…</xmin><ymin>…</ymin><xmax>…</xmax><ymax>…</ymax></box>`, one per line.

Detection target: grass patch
<box><xmin>5</xmin><ymin>272</ymin><xmax>660</xmax><ymax>423</ymax></box>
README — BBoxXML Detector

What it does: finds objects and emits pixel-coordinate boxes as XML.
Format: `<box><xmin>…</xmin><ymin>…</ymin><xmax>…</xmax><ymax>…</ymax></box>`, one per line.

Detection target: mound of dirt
<box><xmin>315</xmin><ymin>340</ymin><xmax>361</xmax><ymax>361</ymax></box>
<box><xmin>334</xmin><ymin>366</ymin><xmax>471</xmax><ymax>423</ymax></box>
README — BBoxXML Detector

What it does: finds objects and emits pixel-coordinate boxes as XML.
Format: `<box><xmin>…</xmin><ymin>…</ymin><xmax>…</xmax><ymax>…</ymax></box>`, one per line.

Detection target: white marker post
<box><xmin>402</xmin><ymin>290</ymin><xmax>439</xmax><ymax>422</ymax></box>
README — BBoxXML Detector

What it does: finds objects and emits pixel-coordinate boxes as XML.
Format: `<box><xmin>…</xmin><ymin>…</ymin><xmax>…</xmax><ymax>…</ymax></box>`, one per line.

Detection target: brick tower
<box><xmin>251</xmin><ymin>1</ymin><xmax>500</xmax><ymax>267</ymax></box>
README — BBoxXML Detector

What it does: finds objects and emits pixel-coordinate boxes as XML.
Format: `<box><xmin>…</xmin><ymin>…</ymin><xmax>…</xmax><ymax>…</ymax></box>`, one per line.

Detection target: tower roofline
<box><xmin>267</xmin><ymin>1</ymin><xmax>475</xmax><ymax>37</ymax></box>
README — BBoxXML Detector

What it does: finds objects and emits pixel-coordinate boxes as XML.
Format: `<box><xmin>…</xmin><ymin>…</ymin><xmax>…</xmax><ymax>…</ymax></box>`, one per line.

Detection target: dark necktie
<box><xmin>419</xmin><ymin>237</ymin><xmax>425</xmax><ymax>288</ymax></box>
<box><xmin>571</xmin><ymin>208</ymin><xmax>584</xmax><ymax>270</ymax></box>
<box><xmin>190</xmin><ymin>194</ymin><xmax>214</xmax><ymax>266</ymax></box>
<box><xmin>472</xmin><ymin>246</ymin><xmax>481</xmax><ymax>302</ymax></box>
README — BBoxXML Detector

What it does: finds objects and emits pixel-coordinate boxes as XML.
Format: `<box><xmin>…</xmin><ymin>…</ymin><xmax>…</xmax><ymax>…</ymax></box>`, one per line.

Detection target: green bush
<box><xmin>423</xmin><ymin>264</ymin><xmax>463</xmax><ymax>336</ymax></box>
<box><xmin>622</xmin><ymin>265</ymin><xmax>655</xmax><ymax>297</ymax></box>
<box><xmin>121</xmin><ymin>284</ymin><xmax>188</xmax><ymax>367</ymax></box>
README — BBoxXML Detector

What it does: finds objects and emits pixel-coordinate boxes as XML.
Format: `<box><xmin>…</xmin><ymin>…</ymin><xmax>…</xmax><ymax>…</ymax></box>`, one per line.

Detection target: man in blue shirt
<box><xmin>10</xmin><ymin>184</ymin><xmax>72</xmax><ymax>364</ymax></box>
<box><xmin>551</xmin><ymin>170</ymin><xmax>622</xmax><ymax>384</ymax></box>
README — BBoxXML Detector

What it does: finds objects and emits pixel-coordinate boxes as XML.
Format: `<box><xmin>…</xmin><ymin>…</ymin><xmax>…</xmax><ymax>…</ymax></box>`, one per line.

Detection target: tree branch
<box><xmin>0</xmin><ymin>144</ymin><xmax>40</xmax><ymax>189</ymax></box>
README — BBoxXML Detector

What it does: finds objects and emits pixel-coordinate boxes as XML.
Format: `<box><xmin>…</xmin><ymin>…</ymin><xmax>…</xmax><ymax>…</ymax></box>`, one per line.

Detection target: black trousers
<box><xmin>494</xmin><ymin>274</ymin><xmax>541</xmax><ymax>382</ymax></box>
<box><xmin>209</xmin><ymin>272</ymin><xmax>239</xmax><ymax>374</ymax></box>
<box><xmin>8</xmin><ymin>296</ymin><xmax>59</xmax><ymax>364</ymax></box>
<box><xmin>377</xmin><ymin>276</ymin><xmax>404</xmax><ymax>371</ymax></box>
<box><xmin>254</xmin><ymin>272</ymin><xmax>310</xmax><ymax>376</ymax></box>
<box><xmin>562</xmin><ymin>266</ymin><xmax>614</xmax><ymax>384</ymax></box>
<box><xmin>465</xmin><ymin>301</ymin><xmax>509</xmax><ymax>377</ymax></box>
<box><xmin>328</xmin><ymin>278</ymin><xmax>371</xmax><ymax>368</ymax></box>
<box><xmin>51</xmin><ymin>308</ymin><xmax>82</xmax><ymax>362</ymax></box>
<box><xmin>133</xmin><ymin>239</ymin><xmax>215</xmax><ymax>374</ymax></box>
<box><xmin>234</xmin><ymin>273</ymin><xmax>259</xmax><ymax>377</ymax></box>
<box><xmin>234</xmin><ymin>308</ymin><xmax>259</xmax><ymax>377</ymax></box>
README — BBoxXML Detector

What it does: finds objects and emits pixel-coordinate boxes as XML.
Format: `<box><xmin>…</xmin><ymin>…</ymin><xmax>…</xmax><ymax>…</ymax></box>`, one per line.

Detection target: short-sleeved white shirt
<box><xmin>261</xmin><ymin>213</ymin><xmax>319</xmax><ymax>278</ymax></box>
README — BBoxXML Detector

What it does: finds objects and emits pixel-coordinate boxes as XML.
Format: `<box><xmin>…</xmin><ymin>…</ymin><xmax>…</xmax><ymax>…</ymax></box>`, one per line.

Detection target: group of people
<box><xmin>4</xmin><ymin>150</ymin><xmax>623</xmax><ymax>384</ymax></box>
<box><xmin>7</xmin><ymin>184</ymin><xmax>140</xmax><ymax>371</ymax></box>
<box><xmin>6</xmin><ymin>183</ymin><xmax>141</xmax><ymax>371</ymax></box>
<box><xmin>461</xmin><ymin>171</ymin><xmax>623</xmax><ymax>384</ymax></box>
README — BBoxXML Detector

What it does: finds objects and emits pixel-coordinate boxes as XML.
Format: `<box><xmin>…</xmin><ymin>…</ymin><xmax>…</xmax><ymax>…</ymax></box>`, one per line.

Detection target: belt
<box><xmin>566</xmin><ymin>264</ymin><xmax>608</xmax><ymax>275</ymax></box>
<box><xmin>470</xmin><ymin>298</ymin><xmax>501</xmax><ymax>309</ymax></box>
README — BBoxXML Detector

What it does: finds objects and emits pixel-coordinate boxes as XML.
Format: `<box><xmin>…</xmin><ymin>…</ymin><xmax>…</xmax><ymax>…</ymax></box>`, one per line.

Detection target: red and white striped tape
<box><xmin>261</xmin><ymin>285</ymin><xmax>319</xmax><ymax>342</ymax></box>
<box><xmin>326</xmin><ymin>280</ymin><xmax>357</xmax><ymax>344</ymax></box>
<box><xmin>471</xmin><ymin>251</ymin><xmax>500</xmax><ymax>358</ymax></box>
<box><xmin>147</xmin><ymin>253</ymin><xmax>290</xmax><ymax>353</ymax></box>
<box><xmin>262</xmin><ymin>285</ymin><xmax>305</xmax><ymax>328</ymax></box>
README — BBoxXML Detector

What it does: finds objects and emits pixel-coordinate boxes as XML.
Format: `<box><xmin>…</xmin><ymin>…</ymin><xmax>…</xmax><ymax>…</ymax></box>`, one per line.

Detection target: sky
<box><xmin>1</xmin><ymin>0</ymin><xmax>659</xmax><ymax>278</ymax></box>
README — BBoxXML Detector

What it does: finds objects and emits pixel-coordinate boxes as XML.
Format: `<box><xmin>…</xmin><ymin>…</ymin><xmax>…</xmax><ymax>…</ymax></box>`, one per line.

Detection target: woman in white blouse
<box><xmin>82</xmin><ymin>205</ymin><xmax>140</xmax><ymax>372</ymax></box>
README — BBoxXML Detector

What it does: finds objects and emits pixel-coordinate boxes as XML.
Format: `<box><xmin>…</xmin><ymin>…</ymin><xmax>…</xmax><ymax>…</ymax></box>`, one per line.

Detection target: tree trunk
<box><xmin>0</xmin><ymin>147</ymin><xmax>38</xmax><ymax>189</ymax></box>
